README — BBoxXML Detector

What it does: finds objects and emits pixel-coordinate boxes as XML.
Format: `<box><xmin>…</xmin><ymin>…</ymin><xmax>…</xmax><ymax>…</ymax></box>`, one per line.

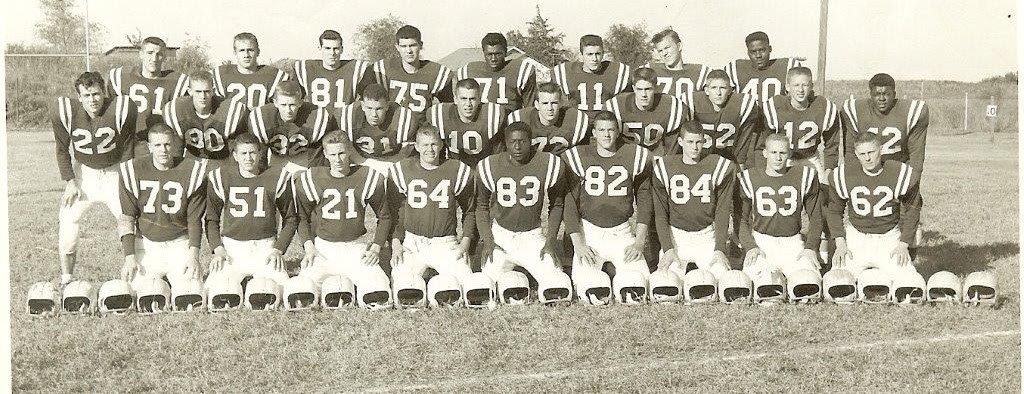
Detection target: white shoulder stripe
<box><xmin>843</xmin><ymin>99</ymin><xmax>859</xmax><ymax>133</ymax></box>
<box><xmin>739</xmin><ymin>94</ymin><xmax>756</xmax><ymax>125</ymax></box>
<box><xmin>119</xmin><ymin>161</ymin><xmax>138</xmax><ymax>199</ymax></box>
<box><xmin>299</xmin><ymin>170</ymin><xmax>317</xmax><ymax>203</ymax></box>
<box><xmin>737</xmin><ymin>170</ymin><xmax>753</xmax><ymax>199</ymax></box>
<box><xmin>453</xmin><ymin>162</ymin><xmax>471</xmax><ymax>195</ymax></box>
<box><xmin>212</xmin><ymin>67</ymin><xmax>224</xmax><ymax>96</ymax></box>
<box><xmin>275</xmin><ymin>167</ymin><xmax>291</xmax><ymax>198</ymax></box>
<box><xmin>57</xmin><ymin>97</ymin><xmax>72</xmax><ymax>134</ymax></box>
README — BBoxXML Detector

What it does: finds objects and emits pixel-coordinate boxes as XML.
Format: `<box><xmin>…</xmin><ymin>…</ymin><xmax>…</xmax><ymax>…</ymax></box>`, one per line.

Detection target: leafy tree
<box><xmin>173</xmin><ymin>34</ymin><xmax>212</xmax><ymax>75</ymax></box>
<box><xmin>34</xmin><ymin>0</ymin><xmax>105</xmax><ymax>53</ymax></box>
<box><xmin>506</xmin><ymin>5</ymin><xmax>572</xmax><ymax>67</ymax></box>
<box><xmin>604</xmin><ymin>23</ymin><xmax>652</xmax><ymax>66</ymax></box>
<box><xmin>353</xmin><ymin>14</ymin><xmax>405</xmax><ymax>62</ymax></box>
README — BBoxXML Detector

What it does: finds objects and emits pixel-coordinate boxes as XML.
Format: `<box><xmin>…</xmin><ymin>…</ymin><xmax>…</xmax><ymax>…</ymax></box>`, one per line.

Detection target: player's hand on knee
<box><xmin>743</xmin><ymin>247</ymin><xmax>764</xmax><ymax>269</ymax></box>
<box><xmin>657</xmin><ymin>249</ymin><xmax>677</xmax><ymax>272</ymax></box>
<box><xmin>798</xmin><ymin>248</ymin><xmax>821</xmax><ymax>270</ymax></box>
<box><xmin>712</xmin><ymin>250</ymin><xmax>730</xmax><ymax>269</ymax></box>
<box><xmin>575</xmin><ymin>245</ymin><xmax>599</xmax><ymax>266</ymax></box>
<box><xmin>831</xmin><ymin>238</ymin><xmax>851</xmax><ymax>268</ymax></box>
<box><xmin>120</xmin><ymin>255</ymin><xmax>139</xmax><ymax>282</ymax></box>
<box><xmin>362</xmin><ymin>244</ymin><xmax>382</xmax><ymax>266</ymax></box>
<box><xmin>61</xmin><ymin>180</ymin><xmax>81</xmax><ymax>208</ymax></box>
<box><xmin>540</xmin><ymin>239</ymin><xmax>559</xmax><ymax>263</ymax></box>
<box><xmin>183</xmin><ymin>250</ymin><xmax>200</xmax><ymax>279</ymax></box>
<box><xmin>454</xmin><ymin>238</ymin><xmax>472</xmax><ymax>261</ymax></box>
<box><xmin>266</xmin><ymin>249</ymin><xmax>285</xmax><ymax>272</ymax></box>
<box><xmin>209</xmin><ymin>246</ymin><xmax>229</xmax><ymax>272</ymax></box>
<box><xmin>392</xmin><ymin>247</ymin><xmax>405</xmax><ymax>267</ymax></box>
<box><xmin>480</xmin><ymin>241</ymin><xmax>499</xmax><ymax>266</ymax></box>
<box><xmin>891</xmin><ymin>242</ymin><xmax>911</xmax><ymax>267</ymax></box>
<box><xmin>624</xmin><ymin>240</ymin><xmax>644</xmax><ymax>263</ymax></box>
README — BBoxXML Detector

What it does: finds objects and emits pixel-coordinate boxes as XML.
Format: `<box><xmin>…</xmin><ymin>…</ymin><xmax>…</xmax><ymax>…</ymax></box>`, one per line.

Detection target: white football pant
<box><xmin>299</xmin><ymin>237</ymin><xmax>390</xmax><ymax>290</ymax></box>
<box><xmin>392</xmin><ymin>232</ymin><xmax>472</xmax><ymax>282</ymax></box>
<box><xmin>668</xmin><ymin>224</ymin><xmax>728</xmax><ymax>279</ymax></box>
<box><xmin>481</xmin><ymin>222</ymin><xmax>564</xmax><ymax>288</ymax></box>
<box><xmin>743</xmin><ymin>231</ymin><xmax>817</xmax><ymax>283</ymax></box>
<box><xmin>571</xmin><ymin>220</ymin><xmax>650</xmax><ymax>283</ymax></box>
<box><xmin>205</xmin><ymin>237</ymin><xmax>290</xmax><ymax>287</ymax></box>
<box><xmin>58</xmin><ymin>163</ymin><xmax>122</xmax><ymax>254</ymax></box>
<box><xmin>131</xmin><ymin>236</ymin><xmax>196</xmax><ymax>290</ymax></box>
<box><xmin>843</xmin><ymin>225</ymin><xmax>918</xmax><ymax>277</ymax></box>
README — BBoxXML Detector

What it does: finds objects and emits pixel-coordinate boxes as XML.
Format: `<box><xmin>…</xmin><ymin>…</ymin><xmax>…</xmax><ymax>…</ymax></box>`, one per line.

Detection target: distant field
<box><xmin>7</xmin><ymin>131</ymin><xmax>1020</xmax><ymax>392</ymax></box>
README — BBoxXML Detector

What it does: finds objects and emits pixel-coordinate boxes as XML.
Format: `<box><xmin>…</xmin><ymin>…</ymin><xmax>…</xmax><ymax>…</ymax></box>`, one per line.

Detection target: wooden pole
<box><xmin>85</xmin><ymin>0</ymin><xmax>91</xmax><ymax>71</ymax></box>
<box><xmin>816</xmin><ymin>0</ymin><xmax>829</xmax><ymax>95</ymax></box>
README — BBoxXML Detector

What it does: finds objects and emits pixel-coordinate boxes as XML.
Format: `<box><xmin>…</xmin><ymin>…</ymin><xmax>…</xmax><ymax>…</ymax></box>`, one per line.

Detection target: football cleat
<box><xmin>613</xmin><ymin>270</ymin><xmax>648</xmax><ymax>305</ymax></box>
<box><xmin>857</xmin><ymin>269</ymin><xmax>891</xmax><ymax>305</ymax></box>
<box><xmin>98</xmin><ymin>279</ymin><xmax>135</xmax><ymax>315</ymax></box>
<box><xmin>962</xmin><ymin>271</ymin><xmax>997</xmax><ymax>307</ymax></box>
<box><xmin>427</xmin><ymin>274</ymin><xmax>463</xmax><ymax>308</ymax></box>
<box><xmin>683</xmin><ymin>269</ymin><xmax>718</xmax><ymax>304</ymax></box>
<box><xmin>462</xmin><ymin>272</ymin><xmax>496</xmax><ymax>309</ymax></box>
<box><xmin>320</xmin><ymin>275</ymin><xmax>355</xmax><ymax>310</ymax></box>
<box><xmin>787</xmin><ymin>269</ymin><xmax>823</xmax><ymax>304</ymax></box>
<box><xmin>172</xmin><ymin>278</ymin><xmax>206</xmax><ymax>312</ymax></box>
<box><xmin>926</xmin><ymin>271</ymin><xmax>962</xmax><ymax>304</ymax></box>
<box><xmin>391</xmin><ymin>274</ymin><xmax>425</xmax><ymax>310</ymax></box>
<box><xmin>244</xmin><ymin>277</ymin><xmax>281</xmax><ymax>311</ymax></box>
<box><xmin>62</xmin><ymin>280</ymin><xmax>98</xmax><ymax>315</ymax></box>
<box><xmin>574</xmin><ymin>269</ymin><xmax>612</xmax><ymax>306</ymax></box>
<box><xmin>718</xmin><ymin>270</ymin><xmax>753</xmax><ymax>305</ymax></box>
<box><xmin>283</xmin><ymin>276</ymin><xmax>318</xmax><ymax>311</ymax></box>
<box><xmin>497</xmin><ymin>271</ymin><xmax>530</xmax><ymax>305</ymax></box>
<box><xmin>359</xmin><ymin>272</ymin><xmax>393</xmax><ymax>311</ymax></box>
<box><xmin>890</xmin><ymin>271</ymin><xmax>926</xmax><ymax>306</ymax></box>
<box><xmin>648</xmin><ymin>270</ymin><xmax>683</xmax><ymax>304</ymax></box>
<box><xmin>134</xmin><ymin>278</ymin><xmax>171</xmax><ymax>315</ymax></box>
<box><xmin>27</xmin><ymin>281</ymin><xmax>60</xmax><ymax>317</ymax></box>
<box><xmin>207</xmin><ymin>276</ymin><xmax>243</xmax><ymax>312</ymax></box>
<box><xmin>823</xmin><ymin>269</ymin><xmax>857</xmax><ymax>304</ymax></box>
<box><xmin>539</xmin><ymin>271</ymin><xmax>573</xmax><ymax>305</ymax></box>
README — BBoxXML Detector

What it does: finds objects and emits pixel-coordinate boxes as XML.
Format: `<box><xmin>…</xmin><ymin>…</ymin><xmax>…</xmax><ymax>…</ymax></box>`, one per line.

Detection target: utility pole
<box><xmin>816</xmin><ymin>0</ymin><xmax>829</xmax><ymax>95</ymax></box>
<box><xmin>85</xmin><ymin>0</ymin><xmax>91</xmax><ymax>71</ymax></box>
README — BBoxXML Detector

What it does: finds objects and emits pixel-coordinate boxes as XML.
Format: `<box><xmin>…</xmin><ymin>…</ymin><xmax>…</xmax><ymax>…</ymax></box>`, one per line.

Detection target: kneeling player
<box><xmin>737</xmin><ymin>134</ymin><xmax>822</xmax><ymax>282</ymax></box>
<box><xmin>204</xmin><ymin>133</ymin><xmax>295</xmax><ymax>287</ymax></box>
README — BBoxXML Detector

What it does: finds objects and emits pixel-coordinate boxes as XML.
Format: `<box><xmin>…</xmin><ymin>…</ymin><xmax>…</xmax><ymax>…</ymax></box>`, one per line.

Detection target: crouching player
<box><xmin>295</xmin><ymin>131</ymin><xmax>392</xmax><ymax>289</ymax></box>
<box><xmin>737</xmin><ymin>134</ymin><xmax>822</xmax><ymax>282</ymax></box>
<box><xmin>827</xmin><ymin>132</ymin><xmax>921</xmax><ymax>277</ymax></box>
<box><xmin>204</xmin><ymin>133</ymin><xmax>295</xmax><ymax>287</ymax></box>
<box><xmin>118</xmin><ymin>125</ymin><xmax>205</xmax><ymax>289</ymax></box>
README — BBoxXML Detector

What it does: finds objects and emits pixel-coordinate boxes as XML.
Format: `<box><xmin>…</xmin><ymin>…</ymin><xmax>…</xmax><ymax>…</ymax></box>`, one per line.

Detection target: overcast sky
<box><xmin>3</xmin><ymin>0</ymin><xmax>1017</xmax><ymax>81</ymax></box>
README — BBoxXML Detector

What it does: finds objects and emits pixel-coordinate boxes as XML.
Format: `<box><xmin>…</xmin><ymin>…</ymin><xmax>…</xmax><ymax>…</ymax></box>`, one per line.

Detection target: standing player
<box><xmin>213</xmin><ymin>32</ymin><xmax>290</xmax><ymax>109</ymax></box>
<box><xmin>475</xmin><ymin>122</ymin><xmax>566</xmax><ymax>289</ymax></box>
<box><xmin>759</xmin><ymin>67</ymin><xmax>841</xmax><ymax>174</ymax></box>
<box><xmin>827</xmin><ymin>132</ymin><xmax>921</xmax><ymax>277</ymax></box>
<box><xmin>249</xmin><ymin>80</ymin><xmax>337</xmax><ymax>172</ymax></box>
<box><xmin>337</xmin><ymin>84</ymin><xmax>419</xmax><ymax>173</ymax></box>
<box><xmin>52</xmin><ymin>71</ymin><xmax>138</xmax><ymax>285</ymax></box>
<box><xmin>106</xmin><ymin>37</ymin><xmax>189</xmax><ymax>146</ymax></box>
<box><xmin>162</xmin><ymin>71</ymin><xmax>248</xmax><ymax>168</ymax></box>
<box><xmin>428</xmin><ymin>78</ymin><xmax>506</xmax><ymax>167</ymax></box>
<box><xmin>553</xmin><ymin>35</ymin><xmax>631</xmax><ymax>117</ymax></box>
<box><xmin>725</xmin><ymin>31</ymin><xmax>803</xmax><ymax>100</ymax></box>
<box><xmin>507</xmin><ymin>82</ymin><xmax>590</xmax><ymax>155</ymax></box>
<box><xmin>293</xmin><ymin>30</ymin><xmax>368</xmax><ymax>110</ymax></box>
<box><xmin>689</xmin><ymin>70</ymin><xmax>761</xmax><ymax>169</ymax></box>
<box><xmin>388</xmin><ymin>125</ymin><xmax>476</xmax><ymax>283</ymax></box>
<box><xmin>652</xmin><ymin>121</ymin><xmax>736</xmax><ymax>279</ymax></box>
<box><xmin>646</xmin><ymin>29</ymin><xmax>711</xmax><ymax>100</ymax></box>
<box><xmin>737</xmin><ymin>134</ymin><xmax>822</xmax><ymax>282</ymax></box>
<box><xmin>205</xmin><ymin>133</ymin><xmax>295</xmax><ymax>286</ymax></box>
<box><xmin>456</xmin><ymin>33</ymin><xmax>537</xmax><ymax>112</ymax></box>
<box><xmin>117</xmin><ymin>125</ymin><xmax>206</xmax><ymax>289</ymax></box>
<box><xmin>358</xmin><ymin>25</ymin><xmax>452</xmax><ymax>120</ymax></box>
<box><xmin>604</xmin><ymin>67</ymin><xmax>689</xmax><ymax>156</ymax></box>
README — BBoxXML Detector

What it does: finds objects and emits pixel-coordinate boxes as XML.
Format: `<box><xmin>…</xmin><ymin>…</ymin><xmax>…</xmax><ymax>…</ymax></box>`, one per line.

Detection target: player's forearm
<box><xmin>547</xmin><ymin>204</ymin><xmax>565</xmax><ymax>243</ymax></box>
<box><xmin>823</xmin><ymin>124</ymin><xmax>842</xmax><ymax>170</ymax></box>
<box><xmin>737</xmin><ymin>202</ymin><xmax>756</xmax><ymax>252</ymax></box>
<box><xmin>803</xmin><ymin>193</ymin><xmax>825</xmax><ymax>250</ymax></box>
<box><xmin>634</xmin><ymin>181</ymin><xmax>654</xmax><ymax>227</ymax></box>
<box><xmin>54</xmin><ymin>147</ymin><xmax>76</xmax><ymax>181</ymax></box>
<box><xmin>187</xmin><ymin>195</ymin><xmax>206</xmax><ymax>249</ymax></box>
<box><xmin>562</xmin><ymin>186</ymin><xmax>583</xmax><ymax>235</ymax></box>
<box><xmin>713</xmin><ymin>189</ymin><xmax>734</xmax><ymax>252</ymax></box>
<box><xmin>274</xmin><ymin>214</ymin><xmax>299</xmax><ymax>252</ymax></box>
<box><xmin>898</xmin><ymin>204</ymin><xmax>921</xmax><ymax>245</ymax></box>
<box><xmin>370</xmin><ymin>197</ymin><xmax>394</xmax><ymax>248</ymax></box>
<box><xmin>120</xmin><ymin>233</ymin><xmax>136</xmax><ymax>257</ymax></box>
<box><xmin>652</xmin><ymin>190</ymin><xmax>674</xmax><ymax>252</ymax></box>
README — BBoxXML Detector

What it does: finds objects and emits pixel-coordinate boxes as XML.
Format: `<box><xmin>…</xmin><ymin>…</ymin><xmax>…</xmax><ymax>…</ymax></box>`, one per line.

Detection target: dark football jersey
<box><xmin>163</xmin><ymin>96</ymin><xmax>248</xmax><ymax>161</ymax></box>
<box><xmin>724</xmin><ymin>58</ymin><xmax>802</xmax><ymax>100</ymax></box>
<box><xmin>249</xmin><ymin>102</ymin><xmax>336</xmax><ymax>168</ymax></box>
<box><xmin>119</xmin><ymin>157</ymin><xmax>207</xmax><ymax>246</ymax></box>
<box><xmin>828</xmin><ymin>160</ymin><xmax>920</xmax><ymax>244</ymax></box>
<box><xmin>476</xmin><ymin>151</ymin><xmax>564</xmax><ymax>233</ymax></box>
<box><xmin>644</xmin><ymin>61</ymin><xmax>712</xmax><ymax>99</ymax></box>
<box><xmin>389</xmin><ymin>158</ymin><xmax>475</xmax><ymax>238</ymax></box>
<box><xmin>52</xmin><ymin>96</ymin><xmax>138</xmax><ymax>180</ymax></box>
<box><xmin>456</xmin><ymin>57</ymin><xmax>538</xmax><ymax>112</ymax></box>
<box><xmin>106</xmin><ymin>66</ymin><xmax>189</xmax><ymax>134</ymax></box>
<box><xmin>507</xmin><ymin>107</ymin><xmax>589</xmax><ymax>155</ymax></box>
<box><xmin>651</xmin><ymin>154</ymin><xmax>735</xmax><ymax>251</ymax></box>
<box><xmin>213</xmin><ymin>64</ymin><xmax>289</xmax><ymax>109</ymax></box>
<box><xmin>206</xmin><ymin>164</ymin><xmax>296</xmax><ymax>251</ymax></box>
<box><xmin>562</xmin><ymin>144</ymin><xmax>652</xmax><ymax>231</ymax></box>
<box><xmin>295</xmin><ymin>166</ymin><xmax>391</xmax><ymax>246</ymax></box>
<box><xmin>293</xmin><ymin>59</ymin><xmax>369</xmax><ymax>109</ymax></box>
<box><xmin>688</xmin><ymin>91</ymin><xmax>761</xmax><ymax>166</ymax></box>
<box><xmin>428</xmin><ymin>102</ymin><xmax>505</xmax><ymax>167</ymax></box>
<box><xmin>841</xmin><ymin>98</ymin><xmax>929</xmax><ymax>172</ymax></box>
<box><xmin>337</xmin><ymin>101</ymin><xmax>418</xmax><ymax>159</ymax></box>
<box><xmin>762</xmin><ymin>94</ymin><xmax>841</xmax><ymax>167</ymax></box>
<box><xmin>552</xmin><ymin>61</ymin><xmax>631</xmax><ymax>112</ymax></box>
<box><xmin>358</xmin><ymin>58</ymin><xmax>453</xmax><ymax>115</ymax></box>
<box><xmin>605</xmin><ymin>92</ymin><xmax>689</xmax><ymax>155</ymax></box>
<box><xmin>736</xmin><ymin>166</ymin><xmax>822</xmax><ymax>250</ymax></box>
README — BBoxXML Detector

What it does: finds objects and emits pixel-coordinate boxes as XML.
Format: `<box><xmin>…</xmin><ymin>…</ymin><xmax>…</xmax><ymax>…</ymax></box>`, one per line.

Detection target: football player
<box><xmin>758</xmin><ymin>66</ymin><xmax>840</xmax><ymax>176</ymax></box>
<box><xmin>737</xmin><ymin>134</ymin><xmax>823</xmax><ymax>282</ymax></box>
<box><xmin>553</xmin><ymin>34</ymin><xmax>631</xmax><ymax>117</ymax></box>
<box><xmin>507</xmin><ymin>82</ymin><xmax>590</xmax><ymax>155</ymax></box>
<box><xmin>337</xmin><ymin>83</ymin><xmax>419</xmax><ymax>174</ymax></box>
<box><xmin>827</xmin><ymin>132</ymin><xmax>921</xmax><ymax>277</ymax></box>
<box><xmin>357</xmin><ymin>25</ymin><xmax>453</xmax><ymax>120</ymax></box>
<box><xmin>106</xmin><ymin>36</ymin><xmax>189</xmax><ymax>147</ymax></box>
<box><xmin>388</xmin><ymin>125</ymin><xmax>476</xmax><ymax>283</ymax></box>
<box><xmin>249</xmin><ymin>80</ymin><xmax>337</xmax><ymax>173</ymax></box>
<box><xmin>162</xmin><ymin>71</ymin><xmax>248</xmax><ymax>169</ymax></box>
<box><xmin>293</xmin><ymin>30</ymin><xmax>368</xmax><ymax>110</ymax></box>
<box><xmin>296</xmin><ymin>131</ymin><xmax>392</xmax><ymax>287</ymax></box>
<box><xmin>646</xmin><ymin>29</ymin><xmax>711</xmax><ymax>100</ymax></box>
<box><xmin>604</xmin><ymin>67</ymin><xmax>689</xmax><ymax>156</ymax></box>
<box><xmin>428</xmin><ymin>78</ymin><xmax>506</xmax><ymax>167</ymax></box>
<box><xmin>652</xmin><ymin>121</ymin><xmax>736</xmax><ymax>279</ymax></box>
<box><xmin>563</xmin><ymin>111</ymin><xmax>653</xmax><ymax>295</ymax></box>
<box><xmin>725</xmin><ymin>31</ymin><xmax>803</xmax><ymax>100</ymax></box>
<box><xmin>117</xmin><ymin>125</ymin><xmax>206</xmax><ymax>289</ymax></box>
<box><xmin>456</xmin><ymin>32</ymin><xmax>537</xmax><ymax>112</ymax></box>
<box><xmin>213</xmin><ymin>32</ymin><xmax>290</xmax><ymax>109</ymax></box>
<box><xmin>53</xmin><ymin>71</ymin><xmax>138</xmax><ymax>285</ymax></box>
<box><xmin>476</xmin><ymin>121</ymin><xmax>567</xmax><ymax>289</ymax></box>
<box><xmin>204</xmin><ymin>133</ymin><xmax>295</xmax><ymax>287</ymax></box>
<box><xmin>689</xmin><ymin>69</ymin><xmax>761</xmax><ymax>169</ymax></box>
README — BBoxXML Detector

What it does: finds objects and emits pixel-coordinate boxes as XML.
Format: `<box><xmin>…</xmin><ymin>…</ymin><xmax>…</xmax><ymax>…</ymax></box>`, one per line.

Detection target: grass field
<box><xmin>7</xmin><ymin>130</ymin><xmax>1020</xmax><ymax>392</ymax></box>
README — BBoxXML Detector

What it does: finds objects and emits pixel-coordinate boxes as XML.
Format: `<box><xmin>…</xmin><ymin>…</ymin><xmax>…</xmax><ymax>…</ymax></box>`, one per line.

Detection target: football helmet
<box><xmin>926</xmin><ymin>271</ymin><xmax>961</xmax><ymax>304</ymax></box>
<box><xmin>207</xmin><ymin>276</ymin><xmax>244</xmax><ymax>312</ymax></box>
<box><xmin>427</xmin><ymin>274</ymin><xmax>463</xmax><ymax>308</ymax></box>
<box><xmin>574</xmin><ymin>269</ymin><xmax>612</xmax><ymax>306</ymax></box>
<box><xmin>244</xmin><ymin>277</ymin><xmax>281</xmax><ymax>311</ymax></box>
<box><xmin>27</xmin><ymin>281</ymin><xmax>60</xmax><ymax>317</ymax></box>
<box><xmin>823</xmin><ymin>268</ymin><xmax>857</xmax><ymax>304</ymax></box>
<box><xmin>172</xmin><ymin>278</ymin><xmax>206</xmax><ymax>312</ymax></box>
<box><xmin>135</xmin><ymin>278</ymin><xmax>171</xmax><ymax>315</ymax></box>
<box><xmin>98</xmin><ymin>279</ymin><xmax>135</xmax><ymax>315</ymax></box>
<box><xmin>962</xmin><ymin>271</ymin><xmax>997</xmax><ymax>307</ymax></box>
<box><xmin>890</xmin><ymin>271</ymin><xmax>926</xmax><ymax>306</ymax></box>
<box><xmin>613</xmin><ymin>270</ymin><xmax>648</xmax><ymax>305</ymax></box>
<box><xmin>497</xmin><ymin>271</ymin><xmax>530</xmax><ymax>305</ymax></box>
<box><xmin>754</xmin><ymin>270</ymin><xmax>787</xmax><ymax>305</ymax></box>
<box><xmin>718</xmin><ymin>270</ymin><xmax>753</xmax><ymax>305</ymax></box>
<box><xmin>391</xmin><ymin>274</ymin><xmax>426</xmax><ymax>310</ymax></box>
<box><xmin>321</xmin><ymin>275</ymin><xmax>356</xmax><ymax>310</ymax></box>
<box><xmin>462</xmin><ymin>272</ymin><xmax>496</xmax><ymax>309</ymax></box>
<box><xmin>787</xmin><ymin>269</ymin><xmax>823</xmax><ymax>304</ymax></box>
<box><xmin>648</xmin><ymin>270</ymin><xmax>682</xmax><ymax>304</ymax></box>
<box><xmin>539</xmin><ymin>271</ymin><xmax>573</xmax><ymax>305</ymax></box>
<box><xmin>283</xmin><ymin>276</ymin><xmax>318</xmax><ymax>311</ymax></box>
<box><xmin>857</xmin><ymin>268</ymin><xmax>891</xmax><ymax>304</ymax></box>
<box><xmin>683</xmin><ymin>268</ymin><xmax>718</xmax><ymax>304</ymax></box>
<box><xmin>358</xmin><ymin>272</ymin><xmax>393</xmax><ymax>310</ymax></box>
<box><xmin>62</xmin><ymin>280</ymin><xmax>98</xmax><ymax>315</ymax></box>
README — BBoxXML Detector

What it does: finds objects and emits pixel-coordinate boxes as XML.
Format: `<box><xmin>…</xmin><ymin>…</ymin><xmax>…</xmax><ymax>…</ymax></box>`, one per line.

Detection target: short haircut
<box><xmin>579</xmin><ymin>35</ymin><xmax>603</xmax><ymax>52</ymax></box>
<box><xmin>275</xmin><ymin>80</ymin><xmax>304</xmax><ymax>100</ymax></box>
<box><xmin>745</xmin><ymin>31</ymin><xmax>769</xmax><ymax>46</ymax></box>
<box><xmin>679</xmin><ymin>120</ymin><xmax>705</xmax><ymax>139</ymax></box>
<box><xmin>188</xmin><ymin>71</ymin><xmax>215</xmax><ymax>87</ymax></box>
<box><xmin>868</xmin><ymin>73</ymin><xmax>896</xmax><ymax>90</ymax></box>
<box><xmin>148</xmin><ymin>123</ymin><xmax>180</xmax><ymax>143</ymax></box>
<box><xmin>706</xmin><ymin>69</ymin><xmax>730</xmax><ymax>84</ymax></box>
<box><xmin>853</xmin><ymin>131</ymin><xmax>884</xmax><ymax>148</ymax></box>
<box><xmin>592</xmin><ymin>111</ymin><xmax>620</xmax><ymax>128</ymax></box>
<box><xmin>481</xmin><ymin>33</ymin><xmax>507</xmax><ymax>50</ymax></box>
<box><xmin>632</xmin><ymin>67</ymin><xmax>658</xmax><ymax>86</ymax></box>
<box><xmin>763</xmin><ymin>133</ymin><xmax>791</xmax><ymax>149</ymax></box>
<box><xmin>319</xmin><ymin>30</ymin><xmax>343</xmax><ymax>46</ymax></box>
<box><xmin>231</xmin><ymin>131</ymin><xmax>265</xmax><ymax>152</ymax></box>
<box><xmin>415</xmin><ymin>124</ymin><xmax>443</xmax><ymax>141</ymax></box>
<box><xmin>455</xmin><ymin>78</ymin><xmax>481</xmax><ymax>92</ymax></box>
<box><xmin>140</xmin><ymin>37</ymin><xmax>167</xmax><ymax>49</ymax></box>
<box><xmin>233</xmin><ymin>32</ymin><xmax>259</xmax><ymax>49</ymax></box>
<box><xmin>362</xmin><ymin>84</ymin><xmax>389</xmax><ymax>102</ymax></box>
<box><xmin>536</xmin><ymin>82</ymin><xmax>562</xmax><ymax>98</ymax></box>
<box><xmin>74</xmin><ymin>71</ymin><xmax>105</xmax><ymax>93</ymax></box>
<box><xmin>787</xmin><ymin>66</ymin><xmax>813</xmax><ymax>81</ymax></box>
<box><xmin>505</xmin><ymin>121</ymin><xmax>533</xmax><ymax>139</ymax></box>
<box><xmin>650</xmin><ymin>29</ymin><xmax>681</xmax><ymax>45</ymax></box>
<box><xmin>321</xmin><ymin>130</ymin><xmax>353</xmax><ymax>146</ymax></box>
<box><xmin>396</xmin><ymin>25</ymin><xmax>422</xmax><ymax>43</ymax></box>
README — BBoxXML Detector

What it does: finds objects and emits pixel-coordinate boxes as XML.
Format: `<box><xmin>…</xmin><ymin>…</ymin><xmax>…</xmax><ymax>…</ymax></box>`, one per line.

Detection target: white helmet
<box><xmin>787</xmin><ymin>269</ymin><xmax>823</xmax><ymax>304</ymax></box>
<box><xmin>613</xmin><ymin>270</ymin><xmax>648</xmax><ymax>305</ymax></box>
<box><xmin>98</xmin><ymin>279</ymin><xmax>135</xmax><ymax>315</ymax></box>
<box><xmin>171</xmin><ymin>278</ymin><xmax>206</xmax><ymax>312</ymax></box>
<box><xmin>321</xmin><ymin>275</ymin><xmax>356</xmax><ymax>310</ymax></box>
<box><xmin>857</xmin><ymin>268</ymin><xmax>891</xmax><ymax>305</ymax></box>
<box><xmin>244</xmin><ymin>277</ymin><xmax>282</xmax><ymax>311</ymax></box>
<box><xmin>683</xmin><ymin>269</ymin><xmax>718</xmax><ymax>304</ymax></box>
<box><xmin>962</xmin><ymin>271</ymin><xmax>997</xmax><ymax>307</ymax></box>
<box><xmin>62</xmin><ymin>280</ymin><xmax>98</xmax><ymax>315</ymax></box>
<box><xmin>539</xmin><ymin>271</ymin><xmax>573</xmax><ymax>305</ymax></box>
<box><xmin>574</xmin><ymin>269</ymin><xmax>611</xmax><ymax>306</ymax></box>
<box><xmin>754</xmin><ymin>270</ymin><xmax>787</xmax><ymax>305</ymax></box>
<box><xmin>427</xmin><ymin>274</ymin><xmax>463</xmax><ymax>308</ymax></box>
<box><xmin>358</xmin><ymin>272</ymin><xmax>393</xmax><ymax>311</ymax></box>
<box><xmin>392</xmin><ymin>274</ymin><xmax>426</xmax><ymax>309</ymax></box>
<box><xmin>134</xmin><ymin>278</ymin><xmax>171</xmax><ymax>315</ymax></box>
<box><xmin>496</xmin><ymin>271</ymin><xmax>530</xmax><ymax>305</ymax></box>
<box><xmin>890</xmin><ymin>271</ymin><xmax>926</xmax><ymax>306</ymax></box>
<box><xmin>283</xmin><ymin>276</ymin><xmax>318</xmax><ymax>311</ymax></box>
<box><xmin>926</xmin><ymin>271</ymin><xmax>961</xmax><ymax>304</ymax></box>
<box><xmin>462</xmin><ymin>272</ymin><xmax>496</xmax><ymax>309</ymax></box>
<box><xmin>647</xmin><ymin>270</ymin><xmax>682</xmax><ymax>304</ymax></box>
<box><xmin>207</xmin><ymin>275</ymin><xmax>244</xmax><ymax>312</ymax></box>
<box><xmin>27</xmin><ymin>281</ymin><xmax>60</xmax><ymax>317</ymax></box>
<box><xmin>823</xmin><ymin>269</ymin><xmax>857</xmax><ymax>304</ymax></box>
<box><xmin>718</xmin><ymin>270</ymin><xmax>753</xmax><ymax>305</ymax></box>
